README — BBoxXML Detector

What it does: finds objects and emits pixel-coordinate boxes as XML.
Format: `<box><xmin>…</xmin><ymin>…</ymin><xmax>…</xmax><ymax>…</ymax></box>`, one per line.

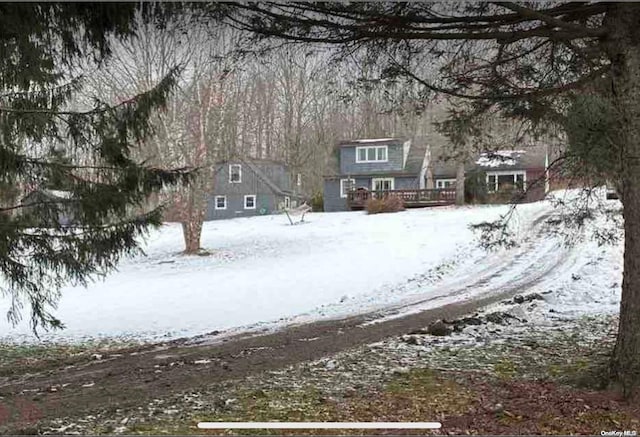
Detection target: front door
<box><xmin>372</xmin><ymin>178</ymin><xmax>394</xmax><ymax>191</ymax></box>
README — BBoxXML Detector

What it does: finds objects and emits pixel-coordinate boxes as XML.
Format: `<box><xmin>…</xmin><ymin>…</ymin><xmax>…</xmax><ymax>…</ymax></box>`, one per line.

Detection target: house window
<box><xmin>284</xmin><ymin>196</ymin><xmax>290</xmax><ymax>209</ymax></box>
<box><xmin>436</xmin><ymin>179</ymin><xmax>457</xmax><ymax>189</ymax></box>
<box><xmin>486</xmin><ymin>171</ymin><xmax>526</xmax><ymax>192</ymax></box>
<box><xmin>214</xmin><ymin>196</ymin><xmax>227</xmax><ymax>210</ymax></box>
<box><xmin>340</xmin><ymin>178</ymin><xmax>356</xmax><ymax>198</ymax></box>
<box><xmin>229</xmin><ymin>164</ymin><xmax>242</xmax><ymax>183</ymax></box>
<box><xmin>357</xmin><ymin>148</ymin><xmax>366</xmax><ymax>162</ymax></box>
<box><xmin>487</xmin><ymin>174</ymin><xmax>497</xmax><ymax>192</ymax></box>
<box><xmin>244</xmin><ymin>194</ymin><xmax>256</xmax><ymax>209</ymax></box>
<box><xmin>296</xmin><ymin>173</ymin><xmax>302</xmax><ymax>186</ymax></box>
<box><xmin>355</xmin><ymin>146</ymin><xmax>388</xmax><ymax>163</ymax></box>
<box><xmin>372</xmin><ymin>178</ymin><xmax>394</xmax><ymax>191</ymax></box>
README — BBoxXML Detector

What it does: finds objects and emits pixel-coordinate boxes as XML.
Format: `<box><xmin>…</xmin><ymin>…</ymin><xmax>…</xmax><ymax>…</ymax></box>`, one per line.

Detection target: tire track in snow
<box><xmin>362</xmin><ymin>209</ymin><xmax>576</xmax><ymax>324</ymax></box>
<box><xmin>192</xmin><ymin>207</ymin><xmax>573</xmax><ymax>339</ymax></box>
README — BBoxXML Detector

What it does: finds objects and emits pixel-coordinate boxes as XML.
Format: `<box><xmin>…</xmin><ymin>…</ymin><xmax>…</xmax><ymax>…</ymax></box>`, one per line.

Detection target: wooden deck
<box><xmin>347</xmin><ymin>188</ymin><xmax>457</xmax><ymax>210</ymax></box>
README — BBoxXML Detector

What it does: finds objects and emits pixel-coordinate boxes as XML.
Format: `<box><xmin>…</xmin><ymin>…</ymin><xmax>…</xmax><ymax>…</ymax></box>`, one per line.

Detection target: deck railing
<box><xmin>347</xmin><ymin>188</ymin><xmax>456</xmax><ymax>208</ymax></box>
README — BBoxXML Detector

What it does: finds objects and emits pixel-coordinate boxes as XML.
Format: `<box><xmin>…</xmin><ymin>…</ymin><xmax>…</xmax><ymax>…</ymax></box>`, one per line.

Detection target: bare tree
<box><xmin>220</xmin><ymin>1</ymin><xmax>640</xmax><ymax>396</ymax></box>
<box><xmin>88</xmin><ymin>12</ymin><xmax>244</xmax><ymax>253</ymax></box>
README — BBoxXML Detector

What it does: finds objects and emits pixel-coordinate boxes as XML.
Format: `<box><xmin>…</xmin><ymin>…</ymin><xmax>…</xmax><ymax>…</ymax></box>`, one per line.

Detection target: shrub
<box><xmin>365</xmin><ymin>197</ymin><xmax>385</xmax><ymax>214</ymax></box>
<box><xmin>310</xmin><ymin>191</ymin><xmax>324</xmax><ymax>212</ymax></box>
<box><xmin>365</xmin><ymin>195</ymin><xmax>405</xmax><ymax>214</ymax></box>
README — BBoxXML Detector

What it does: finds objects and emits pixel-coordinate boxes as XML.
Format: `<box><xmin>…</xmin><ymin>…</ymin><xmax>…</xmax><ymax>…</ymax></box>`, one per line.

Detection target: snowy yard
<box><xmin>0</xmin><ymin>197</ymin><xmax>623</xmax><ymax>344</ymax></box>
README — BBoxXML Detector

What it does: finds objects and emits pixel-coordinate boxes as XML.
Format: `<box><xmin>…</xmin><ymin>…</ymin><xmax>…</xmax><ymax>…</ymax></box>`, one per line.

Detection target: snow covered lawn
<box><xmin>0</xmin><ymin>198</ymin><xmax>621</xmax><ymax>344</ymax></box>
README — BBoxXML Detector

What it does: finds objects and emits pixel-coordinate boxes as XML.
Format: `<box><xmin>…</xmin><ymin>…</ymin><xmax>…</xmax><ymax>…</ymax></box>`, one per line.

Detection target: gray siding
<box><xmin>205</xmin><ymin>161</ymin><xmax>291</xmax><ymax>221</ymax></box>
<box><xmin>323</xmin><ymin>179</ymin><xmax>347</xmax><ymax>212</ymax></box>
<box><xmin>394</xmin><ymin>176</ymin><xmax>420</xmax><ymax>189</ymax></box>
<box><xmin>323</xmin><ymin>177</ymin><xmax>371</xmax><ymax>212</ymax></box>
<box><xmin>206</xmin><ymin>192</ymin><xmax>285</xmax><ymax>220</ymax></box>
<box><xmin>340</xmin><ymin>143</ymin><xmax>404</xmax><ymax>175</ymax></box>
<box><xmin>212</xmin><ymin>162</ymin><xmax>281</xmax><ymax>196</ymax></box>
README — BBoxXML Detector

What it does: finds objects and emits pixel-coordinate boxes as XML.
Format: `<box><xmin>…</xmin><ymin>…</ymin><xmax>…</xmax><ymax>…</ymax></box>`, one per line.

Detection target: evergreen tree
<box><xmin>0</xmin><ymin>4</ymin><xmax>190</xmax><ymax>331</ymax></box>
<box><xmin>222</xmin><ymin>1</ymin><xmax>640</xmax><ymax>397</ymax></box>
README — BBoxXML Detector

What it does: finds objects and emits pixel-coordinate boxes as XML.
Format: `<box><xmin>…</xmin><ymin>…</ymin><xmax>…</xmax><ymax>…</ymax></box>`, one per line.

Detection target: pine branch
<box><xmin>226</xmin><ymin>2</ymin><xmax>607</xmax><ymax>43</ymax></box>
<box><xmin>389</xmin><ymin>54</ymin><xmax>609</xmax><ymax>101</ymax></box>
<box><xmin>0</xmin><ymin>66</ymin><xmax>181</xmax><ymax>117</ymax></box>
<box><xmin>497</xmin><ymin>2</ymin><xmax>600</xmax><ymax>33</ymax></box>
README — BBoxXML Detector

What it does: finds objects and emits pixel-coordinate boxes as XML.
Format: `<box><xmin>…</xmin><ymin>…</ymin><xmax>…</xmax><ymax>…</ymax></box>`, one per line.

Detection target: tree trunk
<box><xmin>455</xmin><ymin>161</ymin><xmax>465</xmax><ymax>205</ymax></box>
<box><xmin>606</xmin><ymin>3</ymin><xmax>640</xmax><ymax>398</ymax></box>
<box><xmin>182</xmin><ymin>220</ymin><xmax>203</xmax><ymax>254</ymax></box>
<box><xmin>179</xmin><ymin>181</ymin><xmax>207</xmax><ymax>255</ymax></box>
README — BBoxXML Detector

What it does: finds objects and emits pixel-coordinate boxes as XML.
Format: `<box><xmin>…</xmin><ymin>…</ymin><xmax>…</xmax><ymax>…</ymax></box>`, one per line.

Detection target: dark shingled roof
<box><xmin>431</xmin><ymin>144</ymin><xmax>547</xmax><ymax>178</ymax></box>
<box><xmin>242</xmin><ymin>159</ymin><xmax>287</xmax><ymax>197</ymax></box>
<box><xmin>404</xmin><ymin>141</ymin><xmax>428</xmax><ymax>174</ymax></box>
<box><xmin>337</xmin><ymin>137</ymin><xmax>408</xmax><ymax>148</ymax></box>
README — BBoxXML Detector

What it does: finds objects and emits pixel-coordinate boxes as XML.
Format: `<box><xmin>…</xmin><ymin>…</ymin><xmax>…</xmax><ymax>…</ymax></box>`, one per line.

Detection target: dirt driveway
<box><xmin>0</xmin><ymin>290</ymin><xmax>513</xmax><ymax>433</ymax></box>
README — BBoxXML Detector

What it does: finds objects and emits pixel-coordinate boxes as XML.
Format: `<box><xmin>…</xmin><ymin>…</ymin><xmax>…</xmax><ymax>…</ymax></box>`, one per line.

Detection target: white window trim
<box><xmin>355</xmin><ymin>145</ymin><xmax>389</xmax><ymax>163</ymax></box>
<box><xmin>486</xmin><ymin>170</ymin><xmax>526</xmax><ymax>192</ymax></box>
<box><xmin>372</xmin><ymin>177</ymin><xmax>395</xmax><ymax>191</ymax></box>
<box><xmin>296</xmin><ymin>173</ymin><xmax>302</xmax><ymax>186</ymax></box>
<box><xmin>284</xmin><ymin>196</ymin><xmax>290</xmax><ymax>209</ymax></box>
<box><xmin>340</xmin><ymin>178</ymin><xmax>356</xmax><ymax>198</ymax></box>
<box><xmin>229</xmin><ymin>164</ymin><xmax>242</xmax><ymax>183</ymax></box>
<box><xmin>436</xmin><ymin>178</ymin><xmax>457</xmax><ymax>189</ymax></box>
<box><xmin>214</xmin><ymin>195</ymin><xmax>227</xmax><ymax>210</ymax></box>
<box><xmin>244</xmin><ymin>194</ymin><xmax>256</xmax><ymax>209</ymax></box>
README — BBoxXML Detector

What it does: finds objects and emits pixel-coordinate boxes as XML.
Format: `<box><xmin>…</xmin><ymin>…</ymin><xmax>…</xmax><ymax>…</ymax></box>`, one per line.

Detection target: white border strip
<box><xmin>197</xmin><ymin>422</ymin><xmax>442</xmax><ymax>429</ymax></box>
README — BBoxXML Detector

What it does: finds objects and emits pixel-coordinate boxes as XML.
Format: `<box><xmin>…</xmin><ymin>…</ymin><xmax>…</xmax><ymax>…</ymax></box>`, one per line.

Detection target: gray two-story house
<box><xmin>323</xmin><ymin>138</ymin><xmax>430</xmax><ymax>212</ymax></box>
<box><xmin>205</xmin><ymin>158</ymin><xmax>303</xmax><ymax>220</ymax></box>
